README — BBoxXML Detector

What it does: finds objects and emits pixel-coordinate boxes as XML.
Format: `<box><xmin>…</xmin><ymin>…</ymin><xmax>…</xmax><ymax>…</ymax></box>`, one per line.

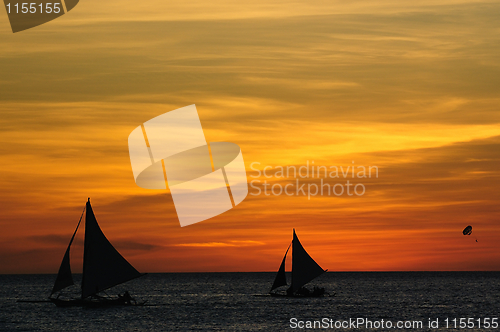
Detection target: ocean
<box><xmin>0</xmin><ymin>272</ymin><xmax>498</xmax><ymax>331</ymax></box>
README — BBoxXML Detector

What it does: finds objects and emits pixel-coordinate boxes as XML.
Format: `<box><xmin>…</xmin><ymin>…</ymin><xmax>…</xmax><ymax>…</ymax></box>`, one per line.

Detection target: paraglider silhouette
<box><xmin>462</xmin><ymin>225</ymin><xmax>477</xmax><ymax>242</ymax></box>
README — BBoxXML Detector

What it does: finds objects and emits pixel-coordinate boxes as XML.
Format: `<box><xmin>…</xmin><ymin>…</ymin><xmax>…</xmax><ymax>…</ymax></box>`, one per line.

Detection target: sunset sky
<box><xmin>0</xmin><ymin>0</ymin><xmax>499</xmax><ymax>274</ymax></box>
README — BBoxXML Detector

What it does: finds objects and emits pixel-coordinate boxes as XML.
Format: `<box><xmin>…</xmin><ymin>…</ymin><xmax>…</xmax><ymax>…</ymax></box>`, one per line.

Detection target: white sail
<box><xmin>81</xmin><ymin>200</ymin><xmax>142</xmax><ymax>299</ymax></box>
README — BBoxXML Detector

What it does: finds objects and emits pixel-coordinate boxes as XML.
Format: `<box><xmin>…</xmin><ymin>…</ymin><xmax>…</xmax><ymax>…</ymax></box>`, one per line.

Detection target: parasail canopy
<box><xmin>463</xmin><ymin>225</ymin><xmax>472</xmax><ymax>236</ymax></box>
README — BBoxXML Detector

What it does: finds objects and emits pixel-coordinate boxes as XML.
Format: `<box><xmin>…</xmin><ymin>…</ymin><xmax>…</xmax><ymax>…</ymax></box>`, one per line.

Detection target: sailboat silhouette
<box><xmin>270</xmin><ymin>229</ymin><xmax>328</xmax><ymax>297</ymax></box>
<box><xmin>50</xmin><ymin>198</ymin><xmax>144</xmax><ymax>307</ymax></box>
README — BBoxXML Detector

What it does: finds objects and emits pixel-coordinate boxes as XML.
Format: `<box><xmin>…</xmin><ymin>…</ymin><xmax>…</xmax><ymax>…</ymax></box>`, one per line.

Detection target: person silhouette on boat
<box><xmin>119</xmin><ymin>291</ymin><xmax>134</xmax><ymax>305</ymax></box>
<box><xmin>297</xmin><ymin>287</ymin><xmax>311</xmax><ymax>296</ymax></box>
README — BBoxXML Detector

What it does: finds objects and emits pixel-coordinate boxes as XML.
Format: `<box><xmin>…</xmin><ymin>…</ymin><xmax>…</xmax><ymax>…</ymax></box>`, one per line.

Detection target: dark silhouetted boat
<box><xmin>270</xmin><ymin>229</ymin><xmax>327</xmax><ymax>297</ymax></box>
<box><xmin>49</xmin><ymin>198</ymin><xmax>144</xmax><ymax>307</ymax></box>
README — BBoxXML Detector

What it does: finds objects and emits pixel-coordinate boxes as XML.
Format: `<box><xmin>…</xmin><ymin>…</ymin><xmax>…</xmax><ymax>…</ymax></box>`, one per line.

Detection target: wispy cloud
<box><xmin>174</xmin><ymin>241</ymin><xmax>265</xmax><ymax>247</ymax></box>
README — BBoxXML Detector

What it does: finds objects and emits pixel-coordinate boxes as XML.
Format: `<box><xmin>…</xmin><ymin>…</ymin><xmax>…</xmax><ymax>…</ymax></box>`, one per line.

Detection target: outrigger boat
<box><xmin>270</xmin><ymin>229</ymin><xmax>328</xmax><ymax>297</ymax></box>
<box><xmin>49</xmin><ymin>198</ymin><xmax>144</xmax><ymax>307</ymax></box>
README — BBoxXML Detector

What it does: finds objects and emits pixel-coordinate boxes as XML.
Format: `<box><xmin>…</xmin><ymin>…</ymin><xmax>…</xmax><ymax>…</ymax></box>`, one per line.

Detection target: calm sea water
<box><xmin>0</xmin><ymin>272</ymin><xmax>498</xmax><ymax>331</ymax></box>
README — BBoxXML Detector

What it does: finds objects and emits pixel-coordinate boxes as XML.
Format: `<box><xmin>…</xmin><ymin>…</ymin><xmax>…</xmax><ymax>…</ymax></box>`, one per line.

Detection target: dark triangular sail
<box><xmin>81</xmin><ymin>199</ymin><xmax>142</xmax><ymax>299</ymax></box>
<box><xmin>289</xmin><ymin>229</ymin><xmax>325</xmax><ymax>294</ymax></box>
<box><xmin>270</xmin><ymin>242</ymin><xmax>291</xmax><ymax>292</ymax></box>
<box><xmin>51</xmin><ymin>249</ymin><xmax>73</xmax><ymax>294</ymax></box>
<box><xmin>51</xmin><ymin>206</ymin><xmax>85</xmax><ymax>295</ymax></box>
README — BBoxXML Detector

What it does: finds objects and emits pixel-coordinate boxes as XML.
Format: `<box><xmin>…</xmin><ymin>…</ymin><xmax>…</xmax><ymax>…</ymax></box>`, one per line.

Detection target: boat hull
<box><xmin>50</xmin><ymin>297</ymin><xmax>139</xmax><ymax>307</ymax></box>
<box><xmin>269</xmin><ymin>286</ymin><xmax>328</xmax><ymax>298</ymax></box>
<box><xmin>50</xmin><ymin>298</ymin><xmax>85</xmax><ymax>307</ymax></box>
<box><xmin>269</xmin><ymin>292</ymin><xmax>326</xmax><ymax>298</ymax></box>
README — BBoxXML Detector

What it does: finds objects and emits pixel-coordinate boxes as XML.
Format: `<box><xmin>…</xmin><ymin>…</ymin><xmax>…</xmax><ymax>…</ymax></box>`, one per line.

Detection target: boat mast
<box><xmin>81</xmin><ymin>198</ymin><xmax>90</xmax><ymax>299</ymax></box>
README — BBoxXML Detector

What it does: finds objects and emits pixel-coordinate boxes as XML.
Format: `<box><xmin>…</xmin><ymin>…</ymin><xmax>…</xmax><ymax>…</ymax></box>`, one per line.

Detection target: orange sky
<box><xmin>0</xmin><ymin>0</ymin><xmax>499</xmax><ymax>273</ymax></box>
